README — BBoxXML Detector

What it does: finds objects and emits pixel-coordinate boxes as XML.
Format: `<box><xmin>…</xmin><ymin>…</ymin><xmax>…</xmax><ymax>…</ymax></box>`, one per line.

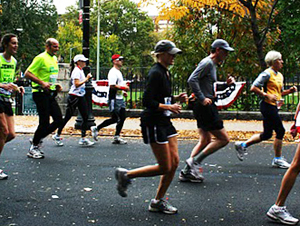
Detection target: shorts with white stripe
<box><xmin>141</xmin><ymin>124</ymin><xmax>177</xmax><ymax>144</ymax></box>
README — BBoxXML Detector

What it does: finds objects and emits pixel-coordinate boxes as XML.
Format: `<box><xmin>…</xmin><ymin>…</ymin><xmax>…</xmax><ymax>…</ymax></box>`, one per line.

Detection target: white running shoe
<box><xmin>0</xmin><ymin>169</ymin><xmax>8</xmax><ymax>180</ymax></box>
<box><xmin>148</xmin><ymin>199</ymin><xmax>178</xmax><ymax>215</ymax></box>
<box><xmin>272</xmin><ymin>157</ymin><xmax>291</xmax><ymax>169</ymax></box>
<box><xmin>29</xmin><ymin>138</ymin><xmax>44</xmax><ymax>154</ymax></box>
<box><xmin>185</xmin><ymin>158</ymin><xmax>204</xmax><ymax>180</ymax></box>
<box><xmin>112</xmin><ymin>136</ymin><xmax>127</xmax><ymax>145</ymax></box>
<box><xmin>52</xmin><ymin>134</ymin><xmax>64</xmax><ymax>146</ymax></box>
<box><xmin>79</xmin><ymin>138</ymin><xmax>94</xmax><ymax>146</ymax></box>
<box><xmin>234</xmin><ymin>141</ymin><xmax>247</xmax><ymax>161</ymax></box>
<box><xmin>267</xmin><ymin>204</ymin><xmax>299</xmax><ymax>225</ymax></box>
<box><xmin>90</xmin><ymin>126</ymin><xmax>98</xmax><ymax>141</ymax></box>
<box><xmin>27</xmin><ymin>145</ymin><xmax>44</xmax><ymax>159</ymax></box>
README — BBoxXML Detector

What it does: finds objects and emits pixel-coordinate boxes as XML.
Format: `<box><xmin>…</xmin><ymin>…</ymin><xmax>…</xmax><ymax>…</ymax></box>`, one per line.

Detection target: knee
<box><xmin>6</xmin><ymin>132</ymin><xmax>16</xmax><ymax>142</ymax></box>
<box><xmin>261</xmin><ymin>132</ymin><xmax>272</xmax><ymax>141</ymax></box>
<box><xmin>0</xmin><ymin>127</ymin><xmax>9</xmax><ymax>140</ymax></box>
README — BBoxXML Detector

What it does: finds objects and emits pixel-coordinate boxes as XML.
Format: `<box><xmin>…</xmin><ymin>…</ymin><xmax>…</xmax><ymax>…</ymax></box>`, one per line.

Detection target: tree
<box><xmin>57</xmin><ymin>0</ymin><xmax>157</xmax><ymax>68</ymax></box>
<box><xmin>91</xmin><ymin>0</ymin><xmax>157</xmax><ymax>67</ymax></box>
<box><xmin>140</xmin><ymin>0</ymin><xmax>284</xmax><ymax>71</ymax></box>
<box><xmin>0</xmin><ymin>0</ymin><xmax>58</xmax><ymax>70</ymax></box>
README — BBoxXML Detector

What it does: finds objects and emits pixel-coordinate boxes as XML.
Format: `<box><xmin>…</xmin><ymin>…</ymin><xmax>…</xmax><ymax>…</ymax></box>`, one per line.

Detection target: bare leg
<box><xmin>276</xmin><ymin>143</ymin><xmax>300</xmax><ymax>206</ymax></box>
<box><xmin>0</xmin><ymin>113</ymin><xmax>8</xmax><ymax>155</ymax></box>
<box><xmin>127</xmin><ymin>136</ymin><xmax>179</xmax><ymax>200</ymax></box>
<box><xmin>274</xmin><ymin>138</ymin><xmax>282</xmax><ymax>158</ymax></box>
<box><xmin>190</xmin><ymin>128</ymin><xmax>211</xmax><ymax>158</ymax></box>
<box><xmin>198</xmin><ymin>128</ymin><xmax>230</xmax><ymax>156</ymax></box>
<box><xmin>5</xmin><ymin>115</ymin><xmax>15</xmax><ymax>143</ymax></box>
<box><xmin>245</xmin><ymin>134</ymin><xmax>261</xmax><ymax>147</ymax></box>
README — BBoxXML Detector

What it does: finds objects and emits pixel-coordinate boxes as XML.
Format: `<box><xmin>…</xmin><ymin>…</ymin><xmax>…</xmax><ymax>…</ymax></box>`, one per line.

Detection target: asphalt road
<box><xmin>0</xmin><ymin>135</ymin><xmax>299</xmax><ymax>226</ymax></box>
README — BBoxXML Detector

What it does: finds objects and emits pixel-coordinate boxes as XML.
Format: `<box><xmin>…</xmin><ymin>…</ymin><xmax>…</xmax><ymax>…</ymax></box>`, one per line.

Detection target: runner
<box><xmin>0</xmin><ymin>33</ymin><xmax>24</xmax><ymax>179</ymax></box>
<box><xmin>25</xmin><ymin>38</ymin><xmax>63</xmax><ymax>159</ymax></box>
<box><xmin>266</xmin><ymin>102</ymin><xmax>300</xmax><ymax>225</ymax></box>
<box><xmin>179</xmin><ymin>39</ymin><xmax>235</xmax><ymax>182</ymax></box>
<box><xmin>114</xmin><ymin>40</ymin><xmax>186</xmax><ymax>214</ymax></box>
<box><xmin>91</xmin><ymin>54</ymin><xmax>128</xmax><ymax>144</ymax></box>
<box><xmin>52</xmin><ymin>54</ymin><xmax>94</xmax><ymax>146</ymax></box>
<box><xmin>235</xmin><ymin>50</ymin><xmax>297</xmax><ymax>168</ymax></box>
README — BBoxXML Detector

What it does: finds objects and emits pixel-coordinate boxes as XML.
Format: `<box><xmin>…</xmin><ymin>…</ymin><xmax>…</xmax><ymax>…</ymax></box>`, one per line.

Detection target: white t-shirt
<box><xmin>108</xmin><ymin>67</ymin><xmax>124</xmax><ymax>100</ymax></box>
<box><xmin>69</xmin><ymin>66</ymin><xmax>86</xmax><ymax>96</ymax></box>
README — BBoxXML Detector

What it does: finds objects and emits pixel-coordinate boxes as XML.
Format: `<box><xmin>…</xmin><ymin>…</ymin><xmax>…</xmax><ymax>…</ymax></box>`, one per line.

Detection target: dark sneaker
<box><xmin>0</xmin><ymin>169</ymin><xmax>8</xmax><ymax>180</ymax></box>
<box><xmin>90</xmin><ymin>126</ymin><xmax>98</xmax><ymax>141</ymax></box>
<box><xmin>234</xmin><ymin>141</ymin><xmax>246</xmax><ymax>161</ymax></box>
<box><xmin>52</xmin><ymin>134</ymin><xmax>64</xmax><ymax>146</ymax></box>
<box><xmin>148</xmin><ymin>199</ymin><xmax>178</xmax><ymax>215</ymax></box>
<box><xmin>267</xmin><ymin>204</ymin><xmax>299</xmax><ymax>225</ymax></box>
<box><xmin>179</xmin><ymin>170</ymin><xmax>204</xmax><ymax>183</ymax></box>
<box><xmin>115</xmin><ymin>168</ymin><xmax>131</xmax><ymax>197</ymax></box>
<box><xmin>185</xmin><ymin>158</ymin><xmax>204</xmax><ymax>179</ymax></box>
<box><xmin>27</xmin><ymin>145</ymin><xmax>44</xmax><ymax>159</ymax></box>
<box><xmin>272</xmin><ymin>157</ymin><xmax>291</xmax><ymax>169</ymax></box>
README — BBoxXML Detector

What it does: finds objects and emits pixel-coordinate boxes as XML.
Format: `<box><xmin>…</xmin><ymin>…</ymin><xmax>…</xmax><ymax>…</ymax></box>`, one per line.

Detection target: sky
<box><xmin>53</xmin><ymin>0</ymin><xmax>159</xmax><ymax>16</ymax></box>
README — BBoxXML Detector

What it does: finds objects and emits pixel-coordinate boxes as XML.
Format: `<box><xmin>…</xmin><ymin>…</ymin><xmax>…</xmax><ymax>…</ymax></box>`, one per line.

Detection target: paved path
<box><xmin>14</xmin><ymin>116</ymin><xmax>293</xmax><ymax>133</ymax></box>
<box><xmin>0</xmin><ymin>135</ymin><xmax>298</xmax><ymax>226</ymax></box>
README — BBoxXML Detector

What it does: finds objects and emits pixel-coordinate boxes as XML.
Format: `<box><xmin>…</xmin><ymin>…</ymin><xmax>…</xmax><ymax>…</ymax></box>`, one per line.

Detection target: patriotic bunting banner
<box><xmin>214</xmin><ymin>81</ymin><xmax>246</xmax><ymax>110</ymax></box>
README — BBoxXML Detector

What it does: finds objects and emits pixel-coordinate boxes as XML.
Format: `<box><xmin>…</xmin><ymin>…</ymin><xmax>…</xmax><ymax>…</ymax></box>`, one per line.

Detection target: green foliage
<box><xmin>272</xmin><ymin>0</ymin><xmax>300</xmax><ymax>77</ymax></box>
<box><xmin>57</xmin><ymin>0</ymin><xmax>157</xmax><ymax>68</ymax></box>
<box><xmin>0</xmin><ymin>0</ymin><xmax>58</xmax><ymax>71</ymax></box>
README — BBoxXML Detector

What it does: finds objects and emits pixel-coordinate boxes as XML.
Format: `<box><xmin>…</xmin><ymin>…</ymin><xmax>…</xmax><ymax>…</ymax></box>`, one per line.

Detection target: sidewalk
<box><xmin>14</xmin><ymin>115</ymin><xmax>295</xmax><ymax>141</ymax></box>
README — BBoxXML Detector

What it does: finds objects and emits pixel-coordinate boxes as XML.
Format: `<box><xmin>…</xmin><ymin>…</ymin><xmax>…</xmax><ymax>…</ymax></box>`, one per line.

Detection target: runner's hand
<box><xmin>202</xmin><ymin>98</ymin><xmax>212</xmax><ymax>106</ymax></box>
<box><xmin>169</xmin><ymin>103</ymin><xmax>182</xmax><ymax>114</ymax></box>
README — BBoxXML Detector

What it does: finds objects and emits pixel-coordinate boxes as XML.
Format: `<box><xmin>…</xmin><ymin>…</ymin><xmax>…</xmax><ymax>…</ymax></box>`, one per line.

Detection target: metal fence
<box><xmin>92</xmin><ymin>67</ymin><xmax>300</xmax><ymax>112</ymax></box>
<box><xmin>15</xmin><ymin>67</ymin><xmax>300</xmax><ymax>115</ymax></box>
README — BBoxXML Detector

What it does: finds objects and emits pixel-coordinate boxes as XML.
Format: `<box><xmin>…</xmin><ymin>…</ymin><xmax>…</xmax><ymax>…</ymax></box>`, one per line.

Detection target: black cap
<box><xmin>154</xmin><ymin>40</ymin><xmax>182</xmax><ymax>54</ymax></box>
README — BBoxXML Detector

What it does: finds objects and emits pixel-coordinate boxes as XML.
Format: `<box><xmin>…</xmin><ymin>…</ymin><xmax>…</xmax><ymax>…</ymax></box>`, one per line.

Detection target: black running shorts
<box><xmin>193</xmin><ymin>101</ymin><xmax>223</xmax><ymax>131</ymax></box>
<box><xmin>141</xmin><ymin>123</ymin><xmax>177</xmax><ymax>144</ymax></box>
<box><xmin>0</xmin><ymin>100</ymin><xmax>13</xmax><ymax>116</ymax></box>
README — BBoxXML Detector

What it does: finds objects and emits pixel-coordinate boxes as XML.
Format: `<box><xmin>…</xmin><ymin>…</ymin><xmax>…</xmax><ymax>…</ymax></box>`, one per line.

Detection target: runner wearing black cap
<box><xmin>114</xmin><ymin>40</ymin><xmax>187</xmax><ymax>214</ymax></box>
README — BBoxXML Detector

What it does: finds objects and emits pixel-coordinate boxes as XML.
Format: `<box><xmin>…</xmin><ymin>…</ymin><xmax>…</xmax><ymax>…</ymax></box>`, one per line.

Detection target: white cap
<box><xmin>74</xmin><ymin>54</ymin><xmax>89</xmax><ymax>62</ymax></box>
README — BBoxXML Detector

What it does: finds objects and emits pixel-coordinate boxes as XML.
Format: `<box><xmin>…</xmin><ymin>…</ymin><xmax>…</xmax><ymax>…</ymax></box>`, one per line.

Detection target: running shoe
<box><xmin>79</xmin><ymin>138</ymin><xmax>95</xmax><ymax>146</ymax></box>
<box><xmin>178</xmin><ymin>170</ymin><xmax>204</xmax><ymax>183</ymax></box>
<box><xmin>0</xmin><ymin>169</ymin><xmax>8</xmax><ymax>180</ymax></box>
<box><xmin>112</xmin><ymin>136</ymin><xmax>127</xmax><ymax>145</ymax></box>
<box><xmin>148</xmin><ymin>199</ymin><xmax>178</xmax><ymax>215</ymax></box>
<box><xmin>267</xmin><ymin>204</ymin><xmax>299</xmax><ymax>225</ymax></box>
<box><xmin>27</xmin><ymin>145</ymin><xmax>44</xmax><ymax>159</ymax></box>
<box><xmin>272</xmin><ymin>157</ymin><xmax>291</xmax><ymax>169</ymax></box>
<box><xmin>115</xmin><ymin>168</ymin><xmax>131</xmax><ymax>197</ymax></box>
<box><xmin>52</xmin><ymin>134</ymin><xmax>64</xmax><ymax>146</ymax></box>
<box><xmin>29</xmin><ymin>138</ymin><xmax>44</xmax><ymax>154</ymax></box>
<box><xmin>90</xmin><ymin>126</ymin><xmax>98</xmax><ymax>141</ymax></box>
<box><xmin>185</xmin><ymin>157</ymin><xmax>204</xmax><ymax>179</ymax></box>
<box><xmin>234</xmin><ymin>141</ymin><xmax>246</xmax><ymax>161</ymax></box>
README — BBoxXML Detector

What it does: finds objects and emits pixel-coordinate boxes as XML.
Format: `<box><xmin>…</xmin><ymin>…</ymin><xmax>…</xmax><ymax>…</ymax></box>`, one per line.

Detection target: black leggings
<box><xmin>260</xmin><ymin>101</ymin><xmax>285</xmax><ymax>140</ymax></box>
<box><xmin>32</xmin><ymin>92</ymin><xmax>63</xmax><ymax>145</ymax></box>
<box><xmin>57</xmin><ymin>95</ymin><xmax>89</xmax><ymax>137</ymax></box>
<box><xmin>97</xmin><ymin>108</ymin><xmax>126</xmax><ymax>136</ymax></box>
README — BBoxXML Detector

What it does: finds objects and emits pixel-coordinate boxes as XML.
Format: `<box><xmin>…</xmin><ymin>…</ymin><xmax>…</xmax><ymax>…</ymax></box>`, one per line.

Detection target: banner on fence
<box><xmin>92</xmin><ymin>80</ymin><xmax>131</xmax><ymax>107</ymax></box>
<box><xmin>214</xmin><ymin>81</ymin><xmax>246</xmax><ymax>110</ymax></box>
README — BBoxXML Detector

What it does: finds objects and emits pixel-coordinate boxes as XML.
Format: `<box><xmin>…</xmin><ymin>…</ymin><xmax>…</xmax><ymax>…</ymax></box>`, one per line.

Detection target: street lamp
<box><xmin>69</xmin><ymin>46</ymin><xmax>80</xmax><ymax>63</ymax></box>
<box><xmin>96</xmin><ymin>0</ymin><xmax>100</xmax><ymax>80</ymax></box>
